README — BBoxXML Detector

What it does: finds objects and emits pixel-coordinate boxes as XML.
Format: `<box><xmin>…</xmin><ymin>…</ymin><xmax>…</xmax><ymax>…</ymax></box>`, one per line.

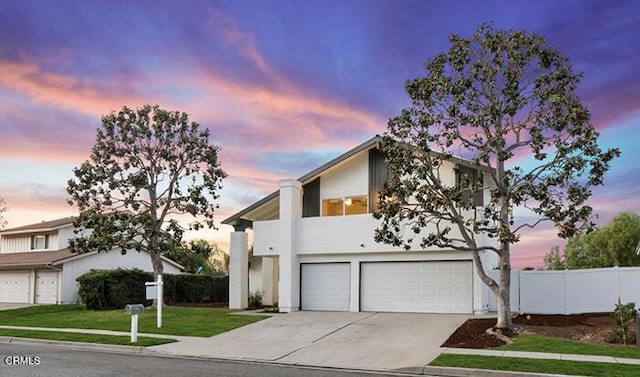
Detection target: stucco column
<box><xmin>261</xmin><ymin>257</ymin><xmax>277</xmax><ymax>306</ymax></box>
<box><xmin>229</xmin><ymin>225</ymin><xmax>249</xmax><ymax>309</ymax></box>
<box><xmin>278</xmin><ymin>179</ymin><xmax>302</xmax><ymax>312</ymax></box>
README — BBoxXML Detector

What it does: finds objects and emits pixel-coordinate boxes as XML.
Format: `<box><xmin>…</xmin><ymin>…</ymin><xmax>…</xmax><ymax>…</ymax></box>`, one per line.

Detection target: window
<box><xmin>322</xmin><ymin>195</ymin><xmax>368</xmax><ymax>216</ymax></box>
<box><xmin>31</xmin><ymin>235</ymin><xmax>49</xmax><ymax>250</ymax></box>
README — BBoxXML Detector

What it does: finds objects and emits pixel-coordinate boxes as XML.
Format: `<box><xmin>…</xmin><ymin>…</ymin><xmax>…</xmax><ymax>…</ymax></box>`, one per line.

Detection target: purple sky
<box><xmin>1</xmin><ymin>0</ymin><xmax>639</xmax><ymax>268</ymax></box>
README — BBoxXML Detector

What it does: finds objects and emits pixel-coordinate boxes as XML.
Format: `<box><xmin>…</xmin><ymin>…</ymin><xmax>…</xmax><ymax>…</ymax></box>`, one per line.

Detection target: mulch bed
<box><xmin>441</xmin><ymin>314</ymin><xmax>616</xmax><ymax>349</ymax></box>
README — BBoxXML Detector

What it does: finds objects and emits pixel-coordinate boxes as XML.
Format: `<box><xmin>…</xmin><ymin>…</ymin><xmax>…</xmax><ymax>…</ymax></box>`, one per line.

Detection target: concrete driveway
<box><xmin>150</xmin><ymin>311</ymin><xmax>468</xmax><ymax>371</ymax></box>
<box><xmin>0</xmin><ymin>303</ymin><xmax>34</xmax><ymax>311</ymax></box>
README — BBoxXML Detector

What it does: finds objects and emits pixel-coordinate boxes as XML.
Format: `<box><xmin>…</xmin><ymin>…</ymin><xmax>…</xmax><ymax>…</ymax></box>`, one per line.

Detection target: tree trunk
<box><xmin>495</xmin><ymin>245</ymin><xmax>513</xmax><ymax>329</ymax></box>
<box><xmin>150</xmin><ymin>252</ymin><xmax>164</xmax><ymax>308</ymax></box>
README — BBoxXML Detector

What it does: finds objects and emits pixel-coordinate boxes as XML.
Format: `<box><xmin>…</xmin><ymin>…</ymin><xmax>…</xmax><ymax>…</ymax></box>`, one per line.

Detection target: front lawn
<box><xmin>0</xmin><ymin>305</ymin><xmax>265</xmax><ymax>337</ymax></box>
<box><xmin>499</xmin><ymin>334</ymin><xmax>640</xmax><ymax>359</ymax></box>
<box><xmin>0</xmin><ymin>328</ymin><xmax>175</xmax><ymax>346</ymax></box>
<box><xmin>431</xmin><ymin>354</ymin><xmax>640</xmax><ymax>377</ymax></box>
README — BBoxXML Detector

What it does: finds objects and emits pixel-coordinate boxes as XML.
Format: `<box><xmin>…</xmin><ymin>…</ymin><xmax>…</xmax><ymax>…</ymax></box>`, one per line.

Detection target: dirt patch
<box><xmin>442</xmin><ymin>314</ymin><xmax>633</xmax><ymax>349</ymax></box>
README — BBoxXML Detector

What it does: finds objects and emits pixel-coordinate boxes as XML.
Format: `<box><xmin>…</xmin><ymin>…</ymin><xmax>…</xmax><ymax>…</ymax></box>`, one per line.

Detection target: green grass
<box><xmin>0</xmin><ymin>305</ymin><xmax>265</xmax><ymax>337</ymax></box>
<box><xmin>0</xmin><ymin>328</ymin><xmax>175</xmax><ymax>346</ymax></box>
<box><xmin>498</xmin><ymin>334</ymin><xmax>640</xmax><ymax>359</ymax></box>
<box><xmin>431</xmin><ymin>354</ymin><xmax>640</xmax><ymax>377</ymax></box>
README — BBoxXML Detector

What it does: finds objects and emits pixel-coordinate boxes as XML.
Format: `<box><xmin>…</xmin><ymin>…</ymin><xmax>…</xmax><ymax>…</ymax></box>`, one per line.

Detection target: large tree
<box><xmin>0</xmin><ymin>197</ymin><xmax>7</xmax><ymax>229</ymax></box>
<box><xmin>67</xmin><ymin>105</ymin><xmax>226</xmax><ymax>277</ymax></box>
<box><xmin>545</xmin><ymin>212</ymin><xmax>640</xmax><ymax>270</ymax></box>
<box><xmin>374</xmin><ymin>24</ymin><xmax>619</xmax><ymax>330</ymax></box>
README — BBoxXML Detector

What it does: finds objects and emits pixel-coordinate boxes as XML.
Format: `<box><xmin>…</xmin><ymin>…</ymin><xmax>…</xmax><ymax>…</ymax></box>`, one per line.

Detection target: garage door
<box><xmin>0</xmin><ymin>270</ymin><xmax>31</xmax><ymax>303</ymax></box>
<box><xmin>301</xmin><ymin>263</ymin><xmax>350</xmax><ymax>311</ymax></box>
<box><xmin>360</xmin><ymin>261</ymin><xmax>472</xmax><ymax>314</ymax></box>
<box><xmin>35</xmin><ymin>270</ymin><xmax>58</xmax><ymax>304</ymax></box>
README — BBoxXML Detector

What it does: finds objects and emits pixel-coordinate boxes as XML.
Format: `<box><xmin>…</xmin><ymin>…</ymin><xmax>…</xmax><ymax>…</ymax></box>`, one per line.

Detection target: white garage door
<box><xmin>301</xmin><ymin>263</ymin><xmax>350</xmax><ymax>311</ymax></box>
<box><xmin>35</xmin><ymin>270</ymin><xmax>58</xmax><ymax>304</ymax></box>
<box><xmin>0</xmin><ymin>270</ymin><xmax>31</xmax><ymax>303</ymax></box>
<box><xmin>360</xmin><ymin>261</ymin><xmax>472</xmax><ymax>314</ymax></box>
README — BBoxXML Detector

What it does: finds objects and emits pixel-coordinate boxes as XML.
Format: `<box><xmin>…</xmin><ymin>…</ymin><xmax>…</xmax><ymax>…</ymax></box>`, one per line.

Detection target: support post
<box><xmin>278</xmin><ymin>179</ymin><xmax>302</xmax><ymax>313</ymax></box>
<box><xmin>229</xmin><ymin>224</ymin><xmax>249</xmax><ymax>309</ymax></box>
<box><xmin>131</xmin><ymin>314</ymin><xmax>138</xmax><ymax>343</ymax></box>
<box><xmin>157</xmin><ymin>274</ymin><xmax>163</xmax><ymax>328</ymax></box>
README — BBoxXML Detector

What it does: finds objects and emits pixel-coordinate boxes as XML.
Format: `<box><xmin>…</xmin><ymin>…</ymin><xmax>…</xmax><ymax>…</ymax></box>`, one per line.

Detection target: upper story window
<box><xmin>322</xmin><ymin>195</ymin><xmax>368</xmax><ymax>216</ymax></box>
<box><xmin>30</xmin><ymin>235</ymin><xmax>49</xmax><ymax>250</ymax></box>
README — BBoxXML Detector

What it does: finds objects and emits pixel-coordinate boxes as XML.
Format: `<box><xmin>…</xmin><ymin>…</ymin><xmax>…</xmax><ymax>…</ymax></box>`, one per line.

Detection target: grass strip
<box><xmin>431</xmin><ymin>354</ymin><xmax>640</xmax><ymax>377</ymax></box>
<box><xmin>0</xmin><ymin>305</ymin><xmax>264</xmax><ymax>337</ymax></box>
<box><xmin>0</xmin><ymin>328</ymin><xmax>176</xmax><ymax>347</ymax></box>
<box><xmin>498</xmin><ymin>334</ymin><xmax>640</xmax><ymax>359</ymax></box>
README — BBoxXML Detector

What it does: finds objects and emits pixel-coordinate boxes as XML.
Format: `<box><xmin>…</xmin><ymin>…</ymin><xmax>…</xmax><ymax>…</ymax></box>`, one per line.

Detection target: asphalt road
<box><xmin>0</xmin><ymin>342</ymin><xmax>415</xmax><ymax>377</ymax></box>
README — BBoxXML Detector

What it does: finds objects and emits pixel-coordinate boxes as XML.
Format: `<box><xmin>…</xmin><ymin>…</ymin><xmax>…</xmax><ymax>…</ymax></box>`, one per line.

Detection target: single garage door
<box><xmin>0</xmin><ymin>270</ymin><xmax>31</xmax><ymax>303</ymax></box>
<box><xmin>35</xmin><ymin>270</ymin><xmax>58</xmax><ymax>304</ymax></box>
<box><xmin>360</xmin><ymin>261</ymin><xmax>472</xmax><ymax>314</ymax></box>
<box><xmin>301</xmin><ymin>263</ymin><xmax>350</xmax><ymax>311</ymax></box>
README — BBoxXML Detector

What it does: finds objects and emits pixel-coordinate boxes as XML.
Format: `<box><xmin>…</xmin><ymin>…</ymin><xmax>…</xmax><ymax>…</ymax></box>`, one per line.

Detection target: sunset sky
<box><xmin>1</xmin><ymin>0</ymin><xmax>638</xmax><ymax>268</ymax></box>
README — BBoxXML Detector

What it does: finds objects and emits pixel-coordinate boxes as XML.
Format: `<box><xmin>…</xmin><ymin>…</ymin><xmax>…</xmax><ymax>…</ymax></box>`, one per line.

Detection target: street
<box><xmin>0</xmin><ymin>342</ymin><xmax>415</xmax><ymax>377</ymax></box>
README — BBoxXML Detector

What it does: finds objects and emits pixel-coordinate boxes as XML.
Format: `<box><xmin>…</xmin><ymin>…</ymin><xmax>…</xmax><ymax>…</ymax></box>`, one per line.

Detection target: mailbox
<box><xmin>124</xmin><ymin>304</ymin><xmax>144</xmax><ymax>315</ymax></box>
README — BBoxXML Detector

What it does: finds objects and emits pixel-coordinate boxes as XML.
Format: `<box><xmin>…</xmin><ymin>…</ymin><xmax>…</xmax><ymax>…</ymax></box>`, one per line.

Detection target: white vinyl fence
<box><xmin>489</xmin><ymin>267</ymin><xmax>640</xmax><ymax>315</ymax></box>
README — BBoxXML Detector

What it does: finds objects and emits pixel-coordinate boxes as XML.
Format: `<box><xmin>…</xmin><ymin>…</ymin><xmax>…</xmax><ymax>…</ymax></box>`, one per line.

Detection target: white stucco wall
<box><xmin>320</xmin><ymin>153</ymin><xmax>368</xmax><ymax>200</ymax></box>
<box><xmin>59</xmin><ymin>250</ymin><xmax>181</xmax><ymax>303</ymax></box>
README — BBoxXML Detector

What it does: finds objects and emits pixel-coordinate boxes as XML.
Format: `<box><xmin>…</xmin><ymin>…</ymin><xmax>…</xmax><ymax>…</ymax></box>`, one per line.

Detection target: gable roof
<box><xmin>222</xmin><ymin>136</ymin><xmax>382</xmax><ymax>227</ymax></box>
<box><xmin>0</xmin><ymin>217</ymin><xmax>75</xmax><ymax>235</ymax></box>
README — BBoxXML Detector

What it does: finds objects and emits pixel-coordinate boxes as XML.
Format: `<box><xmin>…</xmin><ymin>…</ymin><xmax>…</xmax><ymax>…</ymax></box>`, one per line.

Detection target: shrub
<box><xmin>611</xmin><ymin>300</ymin><xmax>637</xmax><ymax>344</ymax></box>
<box><xmin>248</xmin><ymin>290</ymin><xmax>263</xmax><ymax>309</ymax></box>
<box><xmin>77</xmin><ymin>269</ymin><xmax>229</xmax><ymax>309</ymax></box>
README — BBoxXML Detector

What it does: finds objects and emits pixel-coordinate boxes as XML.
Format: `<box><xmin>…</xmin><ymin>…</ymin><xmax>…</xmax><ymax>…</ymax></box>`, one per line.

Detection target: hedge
<box><xmin>76</xmin><ymin>268</ymin><xmax>229</xmax><ymax>310</ymax></box>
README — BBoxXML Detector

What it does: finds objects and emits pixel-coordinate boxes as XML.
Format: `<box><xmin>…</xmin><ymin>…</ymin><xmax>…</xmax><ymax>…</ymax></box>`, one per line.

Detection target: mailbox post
<box><xmin>124</xmin><ymin>304</ymin><xmax>144</xmax><ymax>343</ymax></box>
<box><xmin>145</xmin><ymin>274</ymin><xmax>163</xmax><ymax>328</ymax></box>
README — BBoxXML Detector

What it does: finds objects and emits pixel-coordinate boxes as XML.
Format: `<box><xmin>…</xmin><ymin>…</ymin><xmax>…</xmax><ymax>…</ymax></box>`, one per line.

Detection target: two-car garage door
<box><xmin>360</xmin><ymin>261</ymin><xmax>472</xmax><ymax>314</ymax></box>
<box><xmin>300</xmin><ymin>261</ymin><xmax>472</xmax><ymax>314</ymax></box>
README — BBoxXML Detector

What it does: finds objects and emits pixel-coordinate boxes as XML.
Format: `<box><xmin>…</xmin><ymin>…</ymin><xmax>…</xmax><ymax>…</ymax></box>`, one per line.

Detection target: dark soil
<box><xmin>441</xmin><ymin>313</ymin><xmax>627</xmax><ymax>349</ymax></box>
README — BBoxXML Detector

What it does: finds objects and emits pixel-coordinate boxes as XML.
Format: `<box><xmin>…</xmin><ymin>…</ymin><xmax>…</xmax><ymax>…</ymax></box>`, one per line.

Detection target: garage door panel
<box><xmin>35</xmin><ymin>271</ymin><xmax>58</xmax><ymax>304</ymax></box>
<box><xmin>0</xmin><ymin>271</ymin><xmax>30</xmax><ymax>303</ymax></box>
<box><xmin>301</xmin><ymin>263</ymin><xmax>350</xmax><ymax>311</ymax></box>
<box><xmin>361</xmin><ymin>261</ymin><xmax>472</xmax><ymax>314</ymax></box>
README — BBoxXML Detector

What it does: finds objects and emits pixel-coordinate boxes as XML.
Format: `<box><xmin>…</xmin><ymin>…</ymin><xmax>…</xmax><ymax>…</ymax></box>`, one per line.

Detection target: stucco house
<box><xmin>0</xmin><ymin>217</ymin><xmax>182</xmax><ymax>304</ymax></box>
<box><xmin>223</xmin><ymin>136</ymin><xmax>498</xmax><ymax>314</ymax></box>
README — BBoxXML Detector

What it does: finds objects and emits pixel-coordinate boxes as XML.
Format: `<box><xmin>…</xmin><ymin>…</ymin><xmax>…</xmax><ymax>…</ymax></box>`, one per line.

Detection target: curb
<box><xmin>0</xmin><ymin>336</ymin><xmax>147</xmax><ymax>355</ymax></box>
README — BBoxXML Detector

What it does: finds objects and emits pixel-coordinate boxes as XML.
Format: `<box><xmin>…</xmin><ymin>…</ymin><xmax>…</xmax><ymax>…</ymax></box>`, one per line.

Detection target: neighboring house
<box><xmin>223</xmin><ymin>136</ymin><xmax>498</xmax><ymax>314</ymax></box>
<box><xmin>0</xmin><ymin>217</ymin><xmax>182</xmax><ymax>304</ymax></box>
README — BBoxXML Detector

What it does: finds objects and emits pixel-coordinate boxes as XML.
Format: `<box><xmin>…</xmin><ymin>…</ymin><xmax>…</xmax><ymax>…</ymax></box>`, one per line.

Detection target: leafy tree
<box><xmin>562</xmin><ymin>212</ymin><xmax>640</xmax><ymax>268</ymax></box>
<box><xmin>543</xmin><ymin>245</ymin><xmax>566</xmax><ymax>270</ymax></box>
<box><xmin>0</xmin><ymin>197</ymin><xmax>7</xmax><ymax>229</ymax></box>
<box><xmin>375</xmin><ymin>23</ymin><xmax>619</xmax><ymax>329</ymax></box>
<box><xmin>166</xmin><ymin>239</ymin><xmax>228</xmax><ymax>275</ymax></box>
<box><xmin>67</xmin><ymin>105</ymin><xmax>226</xmax><ymax>278</ymax></box>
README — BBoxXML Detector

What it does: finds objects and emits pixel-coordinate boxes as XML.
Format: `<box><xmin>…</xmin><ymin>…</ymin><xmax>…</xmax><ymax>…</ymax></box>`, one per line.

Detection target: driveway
<box><xmin>149</xmin><ymin>311</ymin><xmax>468</xmax><ymax>371</ymax></box>
<box><xmin>0</xmin><ymin>303</ymin><xmax>34</xmax><ymax>311</ymax></box>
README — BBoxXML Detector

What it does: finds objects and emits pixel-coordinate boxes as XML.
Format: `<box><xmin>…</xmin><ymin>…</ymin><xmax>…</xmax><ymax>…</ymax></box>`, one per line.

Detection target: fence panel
<box><xmin>520</xmin><ymin>270</ymin><xmax>567</xmax><ymax>314</ymax></box>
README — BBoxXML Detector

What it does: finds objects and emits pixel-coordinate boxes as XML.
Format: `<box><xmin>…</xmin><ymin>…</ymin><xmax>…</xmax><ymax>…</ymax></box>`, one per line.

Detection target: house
<box><xmin>0</xmin><ymin>217</ymin><xmax>182</xmax><ymax>304</ymax></box>
<box><xmin>223</xmin><ymin>136</ymin><xmax>498</xmax><ymax>314</ymax></box>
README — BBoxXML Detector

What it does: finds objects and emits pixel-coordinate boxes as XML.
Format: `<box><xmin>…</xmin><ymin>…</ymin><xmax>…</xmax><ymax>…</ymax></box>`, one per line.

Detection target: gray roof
<box><xmin>0</xmin><ymin>249</ymin><xmax>75</xmax><ymax>269</ymax></box>
<box><xmin>1</xmin><ymin>217</ymin><xmax>75</xmax><ymax>235</ymax></box>
<box><xmin>222</xmin><ymin>136</ymin><xmax>381</xmax><ymax>226</ymax></box>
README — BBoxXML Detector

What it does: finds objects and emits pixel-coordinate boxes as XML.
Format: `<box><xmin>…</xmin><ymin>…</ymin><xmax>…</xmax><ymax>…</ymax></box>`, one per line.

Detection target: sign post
<box><xmin>145</xmin><ymin>274</ymin><xmax>164</xmax><ymax>328</ymax></box>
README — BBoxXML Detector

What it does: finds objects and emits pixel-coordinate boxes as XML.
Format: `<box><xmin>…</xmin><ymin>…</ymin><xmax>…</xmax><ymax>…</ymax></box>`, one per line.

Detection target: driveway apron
<box><xmin>149</xmin><ymin>311</ymin><xmax>468</xmax><ymax>371</ymax></box>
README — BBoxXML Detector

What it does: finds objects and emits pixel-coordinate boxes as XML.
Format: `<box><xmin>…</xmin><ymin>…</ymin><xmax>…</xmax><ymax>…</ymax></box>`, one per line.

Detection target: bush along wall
<box><xmin>76</xmin><ymin>268</ymin><xmax>229</xmax><ymax>310</ymax></box>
